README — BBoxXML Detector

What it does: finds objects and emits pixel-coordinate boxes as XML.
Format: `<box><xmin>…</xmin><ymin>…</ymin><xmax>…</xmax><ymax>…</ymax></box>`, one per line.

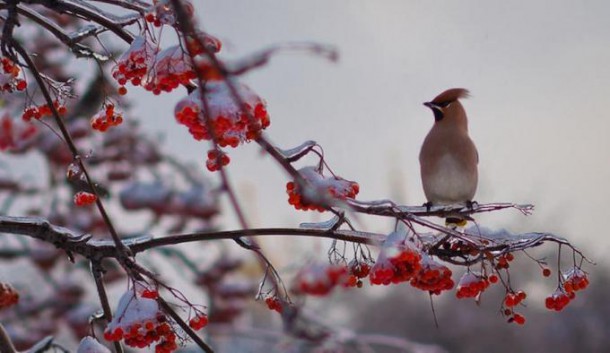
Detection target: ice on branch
<box><xmin>77</xmin><ymin>337</ymin><xmax>111</xmax><ymax>353</ymax></box>
<box><xmin>299</xmin><ymin>215</ymin><xmax>341</xmax><ymax>230</ymax></box>
<box><xmin>286</xmin><ymin>166</ymin><xmax>359</xmax><ymax>211</ymax></box>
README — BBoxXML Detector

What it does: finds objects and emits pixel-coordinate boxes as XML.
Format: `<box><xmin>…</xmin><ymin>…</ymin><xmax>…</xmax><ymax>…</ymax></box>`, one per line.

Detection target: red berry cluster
<box><xmin>185</xmin><ymin>32</ymin><xmax>222</xmax><ymax>56</ymax></box>
<box><xmin>0</xmin><ymin>282</ymin><xmax>19</xmax><ymax>310</ymax></box>
<box><xmin>545</xmin><ymin>288</ymin><xmax>573</xmax><ymax>311</ymax></box>
<box><xmin>104</xmin><ymin>290</ymin><xmax>178</xmax><ymax>353</ymax></box>
<box><xmin>410</xmin><ymin>255</ymin><xmax>454</xmax><ymax>295</ymax></box>
<box><xmin>563</xmin><ymin>267</ymin><xmax>589</xmax><ymax>293</ymax></box>
<box><xmin>74</xmin><ymin>191</ymin><xmax>97</xmax><ymax>206</ymax></box>
<box><xmin>91</xmin><ymin>104</ymin><xmax>123</xmax><ymax>132</ymax></box>
<box><xmin>507</xmin><ymin>312</ymin><xmax>526</xmax><ymax>325</ymax></box>
<box><xmin>1</xmin><ymin>57</ymin><xmax>26</xmax><ymax>93</ymax></box>
<box><xmin>292</xmin><ymin>263</ymin><xmax>348</xmax><ymax>296</ymax></box>
<box><xmin>504</xmin><ymin>290</ymin><xmax>527</xmax><ymax>307</ymax></box>
<box><xmin>112</xmin><ymin>35</ymin><xmax>158</xmax><ymax>90</ymax></box>
<box><xmin>495</xmin><ymin>252</ymin><xmax>514</xmax><ymax>269</ymax></box>
<box><xmin>264</xmin><ymin>296</ymin><xmax>283</xmax><ymax>313</ymax></box>
<box><xmin>188</xmin><ymin>314</ymin><xmax>208</xmax><ymax>330</ymax></box>
<box><xmin>22</xmin><ymin>100</ymin><xmax>67</xmax><ymax>121</ymax></box>
<box><xmin>343</xmin><ymin>259</ymin><xmax>372</xmax><ymax>288</ymax></box>
<box><xmin>544</xmin><ymin>267</ymin><xmax>589</xmax><ymax>311</ymax></box>
<box><xmin>175</xmin><ymin>82</ymin><xmax>270</xmax><ymax>145</ymax></box>
<box><xmin>205</xmin><ymin>149</ymin><xmax>230</xmax><ymax>171</ymax></box>
<box><xmin>370</xmin><ymin>245</ymin><xmax>422</xmax><ymax>286</ymax></box>
<box><xmin>455</xmin><ymin>272</ymin><xmax>491</xmax><ymax>298</ymax></box>
<box><xmin>286</xmin><ymin>167</ymin><xmax>359</xmax><ymax>211</ymax></box>
<box><xmin>501</xmin><ymin>291</ymin><xmax>527</xmax><ymax>325</ymax></box>
<box><xmin>144</xmin><ymin>45</ymin><xmax>195</xmax><ymax>94</ymax></box>
<box><xmin>0</xmin><ymin>114</ymin><xmax>38</xmax><ymax>151</ymax></box>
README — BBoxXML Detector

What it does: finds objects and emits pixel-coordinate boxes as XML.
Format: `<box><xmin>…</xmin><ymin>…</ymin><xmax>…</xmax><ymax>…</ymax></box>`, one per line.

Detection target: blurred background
<box><xmin>2</xmin><ymin>0</ymin><xmax>610</xmax><ymax>352</ymax></box>
<box><xmin>135</xmin><ymin>1</ymin><xmax>608</xmax><ymax>352</ymax></box>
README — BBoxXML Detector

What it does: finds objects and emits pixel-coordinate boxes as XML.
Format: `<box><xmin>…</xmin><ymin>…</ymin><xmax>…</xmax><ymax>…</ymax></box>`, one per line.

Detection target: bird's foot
<box><xmin>423</xmin><ymin>201</ymin><xmax>433</xmax><ymax>212</ymax></box>
<box><xmin>466</xmin><ymin>200</ymin><xmax>478</xmax><ymax>210</ymax></box>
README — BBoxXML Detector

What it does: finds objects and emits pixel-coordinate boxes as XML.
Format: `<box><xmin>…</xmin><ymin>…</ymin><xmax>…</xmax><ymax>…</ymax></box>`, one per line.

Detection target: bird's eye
<box><xmin>437</xmin><ymin>101</ymin><xmax>452</xmax><ymax>108</ymax></box>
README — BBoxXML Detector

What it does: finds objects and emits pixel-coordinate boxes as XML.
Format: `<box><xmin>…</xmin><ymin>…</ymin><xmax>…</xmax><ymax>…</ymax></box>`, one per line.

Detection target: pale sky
<box><xmin>132</xmin><ymin>0</ymin><xmax>610</xmax><ymax>263</ymax></box>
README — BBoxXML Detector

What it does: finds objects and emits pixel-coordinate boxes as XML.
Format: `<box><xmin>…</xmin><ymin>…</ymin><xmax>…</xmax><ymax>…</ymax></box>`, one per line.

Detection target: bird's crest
<box><xmin>431</xmin><ymin>88</ymin><xmax>470</xmax><ymax>104</ymax></box>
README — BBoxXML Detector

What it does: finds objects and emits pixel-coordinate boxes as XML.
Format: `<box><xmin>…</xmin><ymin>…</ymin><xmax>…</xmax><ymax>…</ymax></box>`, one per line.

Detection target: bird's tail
<box><xmin>445</xmin><ymin>217</ymin><xmax>468</xmax><ymax>228</ymax></box>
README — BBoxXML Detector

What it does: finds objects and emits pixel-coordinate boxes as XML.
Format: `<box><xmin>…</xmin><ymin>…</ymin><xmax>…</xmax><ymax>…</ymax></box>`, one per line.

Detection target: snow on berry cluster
<box><xmin>0</xmin><ymin>57</ymin><xmax>26</xmax><ymax>93</ymax></box>
<box><xmin>0</xmin><ymin>282</ymin><xmax>19</xmax><ymax>310</ymax></box>
<box><xmin>112</xmin><ymin>35</ymin><xmax>158</xmax><ymax>91</ymax></box>
<box><xmin>174</xmin><ymin>82</ymin><xmax>270</xmax><ymax>171</ymax></box>
<box><xmin>410</xmin><ymin>254</ymin><xmax>454</xmax><ymax>295</ymax></box>
<box><xmin>112</xmin><ymin>30</ymin><xmax>221</xmax><ymax>96</ymax></box>
<box><xmin>369</xmin><ymin>232</ymin><xmax>422</xmax><ymax>286</ymax></box>
<box><xmin>455</xmin><ymin>271</ymin><xmax>492</xmax><ymax>299</ymax></box>
<box><xmin>545</xmin><ymin>267</ymin><xmax>589</xmax><ymax>312</ymax></box>
<box><xmin>286</xmin><ymin>166</ymin><xmax>359</xmax><ymax>211</ymax></box>
<box><xmin>292</xmin><ymin>263</ymin><xmax>349</xmax><ymax>296</ymax></box>
<box><xmin>0</xmin><ymin>113</ymin><xmax>38</xmax><ymax>151</ymax></box>
<box><xmin>144</xmin><ymin>45</ymin><xmax>195</xmax><ymax>94</ymax></box>
<box><xmin>175</xmin><ymin>82</ymin><xmax>269</xmax><ymax>144</ymax></box>
<box><xmin>21</xmin><ymin>100</ymin><xmax>67</xmax><ymax>121</ymax></box>
<box><xmin>91</xmin><ymin>104</ymin><xmax>123</xmax><ymax>132</ymax></box>
<box><xmin>103</xmin><ymin>288</ymin><xmax>178</xmax><ymax>352</ymax></box>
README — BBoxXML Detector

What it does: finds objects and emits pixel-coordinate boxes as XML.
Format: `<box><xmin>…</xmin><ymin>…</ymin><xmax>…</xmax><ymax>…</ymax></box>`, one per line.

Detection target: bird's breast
<box><xmin>421</xmin><ymin>154</ymin><xmax>477</xmax><ymax>204</ymax></box>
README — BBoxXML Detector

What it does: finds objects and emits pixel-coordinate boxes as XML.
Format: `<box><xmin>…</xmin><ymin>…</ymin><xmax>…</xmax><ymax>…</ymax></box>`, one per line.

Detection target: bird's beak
<box><xmin>423</xmin><ymin>102</ymin><xmax>434</xmax><ymax>109</ymax></box>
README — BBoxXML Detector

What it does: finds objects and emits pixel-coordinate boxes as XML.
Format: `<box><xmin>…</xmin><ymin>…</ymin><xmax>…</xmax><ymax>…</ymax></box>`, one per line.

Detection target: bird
<box><xmin>419</xmin><ymin>88</ymin><xmax>478</xmax><ymax>226</ymax></box>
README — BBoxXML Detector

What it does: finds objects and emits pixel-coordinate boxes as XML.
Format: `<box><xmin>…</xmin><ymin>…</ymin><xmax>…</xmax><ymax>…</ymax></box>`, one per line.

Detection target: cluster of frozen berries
<box><xmin>545</xmin><ymin>267</ymin><xmax>589</xmax><ymax>311</ymax></box>
<box><xmin>502</xmin><ymin>290</ymin><xmax>528</xmax><ymax>325</ymax></box>
<box><xmin>112</xmin><ymin>35</ymin><xmax>158</xmax><ymax>93</ymax></box>
<box><xmin>285</xmin><ymin>167</ymin><xmax>359</xmax><ymax>211</ymax></box>
<box><xmin>369</xmin><ymin>245</ymin><xmax>422</xmax><ymax>286</ymax></box>
<box><xmin>144</xmin><ymin>46</ymin><xmax>195</xmax><ymax>94</ymax></box>
<box><xmin>104</xmin><ymin>289</ymin><xmax>178</xmax><ymax>352</ymax></box>
<box><xmin>188</xmin><ymin>313</ymin><xmax>209</xmax><ymax>330</ymax></box>
<box><xmin>112</xmin><ymin>29</ymin><xmax>221</xmax><ymax>95</ymax></box>
<box><xmin>205</xmin><ymin>149</ymin><xmax>230</xmax><ymax>171</ymax></box>
<box><xmin>174</xmin><ymin>82</ymin><xmax>271</xmax><ymax>171</ymax></box>
<box><xmin>0</xmin><ymin>57</ymin><xmax>26</xmax><ymax>93</ymax></box>
<box><xmin>455</xmin><ymin>272</ymin><xmax>493</xmax><ymax>298</ymax></box>
<box><xmin>292</xmin><ymin>263</ymin><xmax>349</xmax><ymax>296</ymax></box>
<box><xmin>410</xmin><ymin>255</ymin><xmax>454</xmax><ymax>295</ymax></box>
<box><xmin>91</xmin><ymin>104</ymin><xmax>123</xmax><ymax>132</ymax></box>
<box><xmin>175</xmin><ymin>82</ymin><xmax>270</xmax><ymax>144</ymax></box>
<box><xmin>343</xmin><ymin>259</ymin><xmax>372</xmax><ymax>288</ymax></box>
<box><xmin>22</xmin><ymin>100</ymin><xmax>66</xmax><ymax>121</ymax></box>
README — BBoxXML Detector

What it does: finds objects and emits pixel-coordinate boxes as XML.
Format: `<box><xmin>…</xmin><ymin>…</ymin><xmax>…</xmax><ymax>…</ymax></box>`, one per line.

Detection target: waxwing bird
<box><xmin>419</xmin><ymin>88</ymin><xmax>478</xmax><ymax>225</ymax></box>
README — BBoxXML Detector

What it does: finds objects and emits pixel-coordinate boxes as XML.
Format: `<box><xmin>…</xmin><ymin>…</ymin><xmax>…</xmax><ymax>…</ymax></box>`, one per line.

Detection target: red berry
<box><xmin>74</xmin><ymin>191</ymin><xmax>97</xmax><ymax>206</ymax></box>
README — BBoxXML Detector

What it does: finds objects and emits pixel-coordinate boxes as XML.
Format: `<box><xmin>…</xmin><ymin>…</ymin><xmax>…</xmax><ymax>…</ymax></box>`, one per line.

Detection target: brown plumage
<box><xmin>419</xmin><ymin>88</ymin><xmax>478</xmax><ymax>207</ymax></box>
<box><xmin>430</xmin><ymin>88</ymin><xmax>470</xmax><ymax>105</ymax></box>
